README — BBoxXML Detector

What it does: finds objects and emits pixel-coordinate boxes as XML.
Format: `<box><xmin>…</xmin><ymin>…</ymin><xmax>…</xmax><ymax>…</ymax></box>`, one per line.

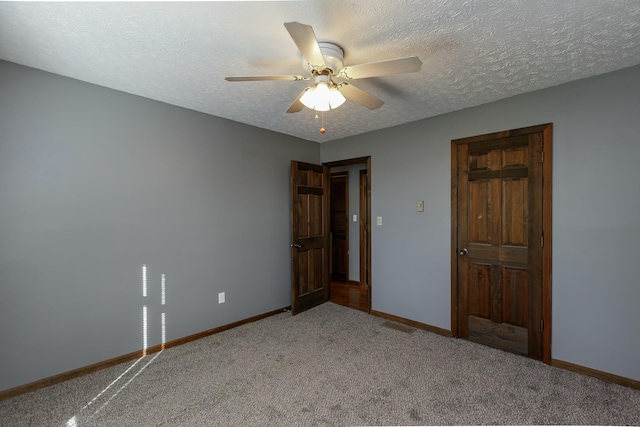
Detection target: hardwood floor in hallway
<box><xmin>329</xmin><ymin>281</ymin><xmax>369</xmax><ymax>313</ymax></box>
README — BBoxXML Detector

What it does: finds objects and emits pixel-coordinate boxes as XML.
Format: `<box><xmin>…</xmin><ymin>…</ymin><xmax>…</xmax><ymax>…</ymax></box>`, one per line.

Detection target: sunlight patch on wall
<box><xmin>142</xmin><ymin>305</ymin><xmax>148</xmax><ymax>356</ymax></box>
<box><xmin>142</xmin><ymin>264</ymin><xmax>147</xmax><ymax>297</ymax></box>
<box><xmin>65</xmin><ymin>264</ymin><xmax>169</xmax><ymax>426</ymax></box>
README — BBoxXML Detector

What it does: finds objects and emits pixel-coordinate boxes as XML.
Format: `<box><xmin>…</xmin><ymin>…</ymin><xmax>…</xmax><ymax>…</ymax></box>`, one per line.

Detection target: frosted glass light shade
<box><xmin>300</xmin><ymin>82</ymin><xmax>346</xmax><ymax>111</ymax></box>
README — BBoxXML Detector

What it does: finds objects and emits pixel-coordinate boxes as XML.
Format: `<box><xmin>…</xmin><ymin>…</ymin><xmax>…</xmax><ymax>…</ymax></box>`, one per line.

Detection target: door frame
<box><xmin>450</xmin><ymin>124</ymin><xmax>553</xmax><ymax>364</ymax></box>
<box><xmin>324</xmin><ymin>156</ymin><xmax>372</xmax><ymax>312</ymax></box>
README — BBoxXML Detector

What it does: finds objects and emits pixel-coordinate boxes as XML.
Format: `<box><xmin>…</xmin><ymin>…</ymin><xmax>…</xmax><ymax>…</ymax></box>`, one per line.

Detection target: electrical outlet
<box><xmin>218</xmin><ymin>292</ymin><xmax>225</xmax><ymax>304</ymax></box>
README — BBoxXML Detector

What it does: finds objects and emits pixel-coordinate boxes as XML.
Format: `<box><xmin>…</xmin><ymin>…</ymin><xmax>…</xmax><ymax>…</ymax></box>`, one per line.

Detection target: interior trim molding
<box><xmin>370</xmin><ymin>310</ymin><xmax>451</xmax><ymax>337</ymax></box>
<box><xmin>0</xmin><ymin>306</ymin><xmax>291</xmax><ymax>402</ymax></box>
<box><xmin>323</xmin><ymin>157</ymin><xmax>369</xmax><ymax>168</ymax></box>
<box><xmin>551</xmin><ymin>359</ymin><xmax>640</xmax><ymax>390</ymax></box>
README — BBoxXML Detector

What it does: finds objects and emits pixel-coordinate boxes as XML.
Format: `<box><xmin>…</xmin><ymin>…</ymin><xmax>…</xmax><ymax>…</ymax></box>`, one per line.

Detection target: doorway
<box><xmin>325</xmin><ymin>157</ymin><xmax>371</xmax><ymax>313</ymax></box>
<box><xmin>330</xmin><ymin>172</ymin><xmax>349</xmax><ymax>282</ymax></box>
<box><xmin>451</xmin><ymin>124</ymin><xmax>552</xmax><ymax>363</ymax></box>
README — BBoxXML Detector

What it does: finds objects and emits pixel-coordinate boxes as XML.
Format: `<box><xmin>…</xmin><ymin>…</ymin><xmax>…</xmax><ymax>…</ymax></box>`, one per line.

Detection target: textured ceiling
<box><xmin>1</xmin><ymin>1</ymin><xmax>639</xmax><ymax>143</ymax></box>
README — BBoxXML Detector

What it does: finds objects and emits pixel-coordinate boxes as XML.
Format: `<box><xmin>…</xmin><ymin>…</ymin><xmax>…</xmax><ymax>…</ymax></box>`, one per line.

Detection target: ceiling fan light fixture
<box><xmin>327</xmin><ymin>85</ymin><xmax>346</xmax><ymax>108</ymax></box>
<box><xmin>300</xmin><ymin>81</ymin><xmax>346</xmax><ymax>112</ymax></box>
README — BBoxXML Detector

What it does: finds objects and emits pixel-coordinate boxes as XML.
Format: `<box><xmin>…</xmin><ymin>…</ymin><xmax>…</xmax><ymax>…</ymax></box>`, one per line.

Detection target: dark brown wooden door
<box><xmin>330</xmin><ymin>173</ymin><xmax>349</xmax><ymax>282</ymax></box>
<box><xmin>290</xmin><ymin>161</ymin><xmax>330</xmax><ymax>315</ymax></box>
<box><xmin>453</xmin><ymin>124</ymin><xmax>552</xmax><ymax>361</ymax></box>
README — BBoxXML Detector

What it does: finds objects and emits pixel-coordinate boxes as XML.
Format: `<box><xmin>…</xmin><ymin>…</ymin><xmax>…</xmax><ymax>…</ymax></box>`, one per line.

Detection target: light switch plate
<box><xmin>377</xmin><ymin>216</ymin><xmax>383</xmax><ymax>226</ymax></box>
<box><xmin>417</xmin><ymin>200</ymin><xmax>424</xmax><ymax>212</ymax></box>
<box><xmin>353</xmin><ymin>214</ymin><xmax>358</xmax><ymax>222</ymax></box>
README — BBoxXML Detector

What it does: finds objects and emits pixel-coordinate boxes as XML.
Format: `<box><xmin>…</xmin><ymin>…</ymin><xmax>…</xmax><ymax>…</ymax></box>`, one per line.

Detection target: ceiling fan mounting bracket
<box><xmin>302</xmin><ymin>42</ymin><xmax>344</xmax><ymax>75</ymax></box>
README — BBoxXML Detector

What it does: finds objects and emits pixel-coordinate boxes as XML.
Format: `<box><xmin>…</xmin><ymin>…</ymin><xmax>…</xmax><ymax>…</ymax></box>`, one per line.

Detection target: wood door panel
<box><xmin>453</xmin><ymin>124</ymin><xmax>551</xmax><ymax>362</ymax></box>
<box><xmin>468</xmin><ymin>315</ymin><xmax>528</xmax><ymax>356</ymax></box>
<box><xmin>298</xmin><ymin>170</ymin><xmax>308</xmax><ymax>186</ymax></box>
<box><xmin>298</xmin><ymin>250</ymin><xmax>308</xmax><ymax>295</ymax></box>
<box><xmin>467</xmin><ymin>134</ymin><xmax>529</xmax><ymax>154</ymax></box>
<box><xmin>306</xmin><ymin>247</ymin><xmax>323</xmax><ymax>294</ymax></box>
<box><xmin>295</xmin><ymin>236</ymin><xmax>324</xmax><ymax>250</ymax></box>
<box><xmin>468</xmin><ymin>167</ymin><xmax>528</xmax><ymax>181</ymax></box>
<box><xmin>468</xmin><ymin>244</ymin><xmax>528</xmax><ymax>268</ymax></box>
<box><xmin>468</xmin><ymin>263</ymin><xmax>491</xmax><ymax>318</ymax></box>
<box><xmin>502</xmin><ymin>145</ymin><xmax>528</xmax><ymax>168</ymax></box>
<box><xmin>297</xmin><ymin>194</ymin><xmax>309</xmax><ymax>238</ymax></box>
<box><xmin>468</xmin><ymin>263</ymin><xmax>529</xmax><ymax>328</ymax></box>
<box><xmin>502</xmin><ymin>267</ymin><xmax>528</xmax><ymax>327</ymax></box>
<box><xmin>501</xmin><ymin>178</ymin><xmax>528</xmax><ymax>246</ymax></box>
<box><xmin>490</xmin><ymin>264</ymin><xmax>503</xmax><ymax>323</ymax></box>
<box><xmin>469</xmin><ymin>181</ymin><xmax>490</xmax><ymax>243</ymax></box>
<box><xmin>298</xmin><ymin>186</ymin><xmax>323</xmax><ymax>195</ymax></box>
<box><xmin>310</xmin><ymin>194</ymin><xmax>323</xmax><ymax>236</ymax></box>
<box><xmin>469</xmin><ymin>152</ymin><xmax>490</xmax><ymax>171</ymax></box>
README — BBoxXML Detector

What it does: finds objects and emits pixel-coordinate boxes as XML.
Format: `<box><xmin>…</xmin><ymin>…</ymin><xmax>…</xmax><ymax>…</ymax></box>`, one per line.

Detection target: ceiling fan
<box><xmin>225</xmin><ymin>22</ymin><xmax>422</xmax><ymax>113</ymax></box>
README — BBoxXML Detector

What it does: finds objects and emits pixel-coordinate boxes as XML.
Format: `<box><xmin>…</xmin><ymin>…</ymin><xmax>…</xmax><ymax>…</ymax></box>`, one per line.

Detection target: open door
<box><xmin>290</xmin><ymin>161</ymin><xmax>330</xmax><ymax>314</ymax></box>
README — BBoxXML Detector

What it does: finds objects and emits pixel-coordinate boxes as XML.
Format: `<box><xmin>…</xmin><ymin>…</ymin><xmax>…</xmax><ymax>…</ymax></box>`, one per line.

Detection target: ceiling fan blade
<box><xmin>338</xmin><ymin>83</ymin><xmax>384</xmax><ymax>110</ymax></box>
<box><xmin>337</xmin><ymin>56</ymin><xmax>422</xmax><ymax>79</ymax></box>
<box><xmin>286</xmin><ymin>88</ymin><xmax>308</xmax><ymax>113</ymax></box>
<box><xmin>225</xmin><ymin>75</ymin><xmax>309</xmax><ymax>82</ymax></box>
<box><xmin>284</xmin><ymin>22</ymin><xmax>326</xmax><ymax>69</ymax></box>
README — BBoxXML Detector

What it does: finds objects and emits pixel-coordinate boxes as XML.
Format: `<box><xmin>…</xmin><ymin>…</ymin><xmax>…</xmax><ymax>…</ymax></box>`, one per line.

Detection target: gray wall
<box><xmin>0</xmin><ymin>61</ymin><xmax>319</xmax><ymax>392</ymax></box>
<box><xmin>321</xmin><ymin>65</ymin><xmax>640</xmax><ymax>382</ymax></box>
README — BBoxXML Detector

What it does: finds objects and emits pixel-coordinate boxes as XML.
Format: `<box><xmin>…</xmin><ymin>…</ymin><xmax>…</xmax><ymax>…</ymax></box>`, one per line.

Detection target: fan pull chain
<box><xmin>313</xmin><ymin>110</ymin><xmax>326</xmax><ymax>134</ymax></box>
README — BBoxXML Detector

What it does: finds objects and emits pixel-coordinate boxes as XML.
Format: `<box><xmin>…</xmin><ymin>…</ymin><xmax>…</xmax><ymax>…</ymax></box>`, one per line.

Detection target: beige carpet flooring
<box><xmin>1</xmin><ymin>302</ymin><xmax>639</xmax><ymax>426</ymax></box>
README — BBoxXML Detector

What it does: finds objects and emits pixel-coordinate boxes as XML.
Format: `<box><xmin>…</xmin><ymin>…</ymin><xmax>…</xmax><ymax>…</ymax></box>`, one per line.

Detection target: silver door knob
<box><xmin>290</xmin><ymin>243</ymin><xmax>302</xmax><ymax>249</ymax></box>
<box><xmin>459</xmin><ymin>248</ymin><xmax>468</xmax><ymax>256</ymax></box>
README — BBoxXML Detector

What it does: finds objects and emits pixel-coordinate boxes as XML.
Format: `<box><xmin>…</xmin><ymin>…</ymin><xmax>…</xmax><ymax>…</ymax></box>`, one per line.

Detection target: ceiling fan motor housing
<box><xmin>302</xmin><ymin>42</ymin><xmax>344</xmax><ymax>75</ymax></box>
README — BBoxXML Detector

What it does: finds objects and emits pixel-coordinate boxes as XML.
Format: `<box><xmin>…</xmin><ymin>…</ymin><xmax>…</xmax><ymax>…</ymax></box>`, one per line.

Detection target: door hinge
<box><xmin>541</xmin><ymin>151</ymin><xmax>544</xmax><ymax>163</ymax></box>
<box><xmin>541</xmin><ymin>235</ymin><xmax>544</xmax><ymax>247</ymax></box>
<box><xmin>540</xmin><ymin>320</ymin><xmax>544</xmax><ymax>332</ymax></box>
